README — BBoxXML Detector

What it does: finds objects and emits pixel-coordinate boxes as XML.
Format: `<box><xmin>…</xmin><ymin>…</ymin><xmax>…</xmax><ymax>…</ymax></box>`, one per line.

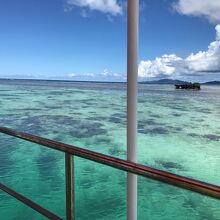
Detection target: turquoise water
<box><xmin>0</xmin><ymin>80</ymin><xmax>219</xmax><ymax>219</ymax></box>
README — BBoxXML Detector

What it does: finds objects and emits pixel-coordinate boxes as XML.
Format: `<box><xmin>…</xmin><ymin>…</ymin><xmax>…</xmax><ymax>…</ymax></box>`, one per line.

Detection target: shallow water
<box><xmin>0</xmin><ymin>80</ymin><xmax>219</xmax><ymax>219</ymax></box>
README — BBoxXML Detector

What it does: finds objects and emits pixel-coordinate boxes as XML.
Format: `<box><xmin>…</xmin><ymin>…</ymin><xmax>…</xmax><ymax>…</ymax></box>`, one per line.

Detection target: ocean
<box><xmin>0</xmin><ymin>79</ymin><xmax>219</xmax><ymax>219</ymax></box>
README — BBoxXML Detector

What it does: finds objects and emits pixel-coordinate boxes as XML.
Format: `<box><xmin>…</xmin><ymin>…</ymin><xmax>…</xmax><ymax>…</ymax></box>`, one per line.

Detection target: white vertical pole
<box><xmin>127</xmin><ymin>0</ymin><xmax>139</xmax><ymax>220</ymax></box>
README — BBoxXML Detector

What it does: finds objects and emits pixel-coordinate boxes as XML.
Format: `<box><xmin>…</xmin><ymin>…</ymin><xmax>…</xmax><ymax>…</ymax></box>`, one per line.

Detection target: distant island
<box><xmin>202</xmin><ymin>81</ymin><xmax>220</xmax><ymax>85</ymax></box>
<box><xmin>140</xmin><ymin>79</ymin><xmax>220</xmax><ymax>85</ymax></box>
<box><xmin>140</xmin><ymin>79</ymin><xmax>188</xmax><ymax>85</ymax></box>
<box><xmin>0</xmin><ymin>78</ymin><xmax>220</xmax><ymax>85</ymax></box>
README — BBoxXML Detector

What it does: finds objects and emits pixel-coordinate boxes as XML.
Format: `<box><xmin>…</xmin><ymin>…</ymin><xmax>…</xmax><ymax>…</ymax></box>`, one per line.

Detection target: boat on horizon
<box><xmin>175</xmin><ymin>82</ymin><xmax>201</xmax><ymax>90</ymax></box>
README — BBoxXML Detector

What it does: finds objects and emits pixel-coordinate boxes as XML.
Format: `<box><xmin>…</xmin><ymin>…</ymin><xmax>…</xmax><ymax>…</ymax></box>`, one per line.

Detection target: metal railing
<box><xmin>0</xmin><ymin>183</ymin><xmax>61</xmax><ymax>220</ymax></box>
<box><xmin>0</xmin><ymin>127</ymin><xmax>220</xmax><ymax>219</ymax></box>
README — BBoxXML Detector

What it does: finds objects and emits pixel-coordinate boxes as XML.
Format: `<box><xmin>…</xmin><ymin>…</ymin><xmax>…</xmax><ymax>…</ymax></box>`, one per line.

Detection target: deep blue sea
<box><xmin>0</xmin><ymin>79</ymin><xmax>219</xmax><ymax>219</ymax></box>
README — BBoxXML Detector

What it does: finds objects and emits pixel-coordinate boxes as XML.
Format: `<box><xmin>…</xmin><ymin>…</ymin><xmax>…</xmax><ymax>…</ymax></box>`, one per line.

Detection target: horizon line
<box><xmin>0</xmin><ymin>77</ymin><xmax>219</xmax><ymax>84</ymax></box>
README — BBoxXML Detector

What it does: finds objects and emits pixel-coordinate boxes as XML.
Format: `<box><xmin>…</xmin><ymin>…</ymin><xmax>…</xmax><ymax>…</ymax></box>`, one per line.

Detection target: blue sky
<box><xmin>0</xmin><ymin>0</ymin><xmax>220</xmax><ymax>82</ymax></box>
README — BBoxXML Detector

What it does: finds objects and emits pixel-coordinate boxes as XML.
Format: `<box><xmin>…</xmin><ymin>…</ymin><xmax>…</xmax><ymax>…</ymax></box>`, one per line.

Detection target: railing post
<box><xmin>65</xmin><ymin>153</ymin><xmax>74</xmax><ymax>220</ymax></box>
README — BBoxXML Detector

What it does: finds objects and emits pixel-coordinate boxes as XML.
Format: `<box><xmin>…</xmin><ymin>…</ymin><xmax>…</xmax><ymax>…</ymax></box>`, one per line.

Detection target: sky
<box><xmin>0</xmin><ymin>0</ymin><xmax>220</xmax><ymax>82</ymax></box>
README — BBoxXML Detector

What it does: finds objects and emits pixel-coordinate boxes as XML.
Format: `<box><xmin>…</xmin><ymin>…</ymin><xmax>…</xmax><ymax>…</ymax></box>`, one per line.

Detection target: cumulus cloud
<box><xmin>138</xmin><ymin>54</ymin><xmax>183</xmax><ymax>78</ymax></box>
<box><xmin>138</xmin><ymin>25</ymin><xmax>220</xmax><ymax>78</ymax></box>
<box><xmin>65</xmin><ymin>0</ymin><xmax>123</xmax><ymax>16</ymax></box>
<box><xmin>173</xmin><ymin>0</ymin><xmax>220</xmax><ymax>23</ymax></box>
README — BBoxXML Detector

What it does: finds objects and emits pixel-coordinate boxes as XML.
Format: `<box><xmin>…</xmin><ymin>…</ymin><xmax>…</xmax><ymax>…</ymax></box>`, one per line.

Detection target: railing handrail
<box><xmin>0</xmin><ymin>183</ymin><xmax>62</xmax><ymax>220</ymax></box>
<box><xmin>0</xmin><ymin>127</ymin><xmax>220</xmax><ymax>200</ymax></box>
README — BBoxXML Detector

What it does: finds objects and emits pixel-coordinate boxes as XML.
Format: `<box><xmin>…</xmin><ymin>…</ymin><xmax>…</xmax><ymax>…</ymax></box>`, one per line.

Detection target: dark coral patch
<box><xmin>188</xmin><ymin>133</ymin><xmax>220</xmax><ymax>141</ymax></box>
<box><xmin>139</xmin><ymin>119</ymin><xmax>165</xmax><ymax>127</ymax></box>
<box><xmin>166</xmin><ymin>125</ymin><xmax>183</xmax><ymax>132</ymax></box>
<box><xmin>155</xmin><ymin>160</ymin><xmax>186</xmax><ymax>171</ymax></box>
<box><xmin>86</xmin><ymin>116</ymin><xmax>106</xmax><ymax>121</ymax></box>
<box><xmin>0</xmin><ymin>137</ymin><xmax>16</xmax><ymax>176</ymax></box>
<box><xmin>23</xmin><ymin>108</ymin><xmax>42</xmax><ymax>111</ymax></box>
<box><xmin>68</xmin><ymin>121</ymin><xmax>107</xmax><ymax>138</ymax></box>
<box><xmin>108</xmin><ymin>117</ymin><xmax>121</xmax><ymax>124</ymax></box>
<box><xmin>44</xmin><ymin>115</ymin><xmax>80</xmax><ymax>126</ymax></box>
<box><xmin>63</xmin><ymin>100</ymin><xmax>72</xmax><ymax>104</ymax></box>
<box><xmin>203</xmin><ymin>134</ymin><xmax>220</xmax><ymax>141</ymax></box>
<box><xmin>138</xmin><ymin>127</ymin><xmax>169</xmax><ymax>135</ymax></box>
<box><xmin>47</xmin><ymin>91</ymin><xmax>67</xmax><ymax>96</ymax></box>
<box><xmin>138</xmin><ymin>99</ymin><xmax>147</xmax><ymax>103</ymax></box>
<box><xmin>108</xmin><ymin>147</ymin><xmax>126</xmax><ymax>156</ymax></box>
<box><xmin>187</xmin><ymin>133</ymin><xmax>200</xmax><ymax>138</ymax></box>
<box><xmin>172</xmin><ymin>106</ymin><xmax>188</xmax><ymax>112</ymax></box>
<box><xmin>95</xmin><ymin>136</ymin><xmax>112</xmax><ymax>144</ymax></box>
<box><xmin>111</xmin><ymin>113</ymin><xmax>126</xmax><ymax>119</ymax></box>
<box><xmin>173</xmin><ymin>113</ymin><xmax>182</xmax><ymax>117</ymax></box>
<box><xmin>80</xmin><ymin>98</ymin><xmax>96</xmax><ymax>105</ymax></box>
<box><xmin>36</xmin><ymin>150</ymin><xmax>62</xmax><ymax>189</ymax></box>
<box><xmin>150</xmin><ymin>114</ymin><xmax>162</xmax><ymax>118</ymax></box>
<box><xmin>17</xmin><ymin>116</ymin><xmax>47</xmax><ymax>134</ymax></box>
<box><xmin>138</xmin><ymin>124</ymin><xmax>145</xmax><ymax>130</ymax></box>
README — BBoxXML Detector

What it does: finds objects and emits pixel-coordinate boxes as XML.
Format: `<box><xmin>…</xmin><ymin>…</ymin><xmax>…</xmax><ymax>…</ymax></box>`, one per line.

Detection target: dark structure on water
<box><xmin>175</xmin><ymin>83</ymin><xmax>201</xmax><ymax>90</ymax></box>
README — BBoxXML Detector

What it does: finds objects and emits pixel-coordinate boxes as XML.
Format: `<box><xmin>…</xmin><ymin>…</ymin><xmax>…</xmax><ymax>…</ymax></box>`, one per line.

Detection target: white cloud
<box><xmin>68</xmin><ymin>69</ymin><xmax>125</xmax><ymax>81</ymax></box>
<box><xmin>138</xmin><ymin>25</ymin><xmax>220</xmax><ymax>78</ymax></box>
<box><xmin>68</xmin><ymin>73</ymin><xmax>77</xmax><ymax>77</ymax></box>
<box><xmin>138</xmin><ymin>54</ymin><xmax>182</xmax><ymax>78</ymax></box>
<box><xmin>66</xmin><ymin>0</ymin><xmax>122</xmax><ymax>16</ymax></box>
<box><xmin>173</xmin><ymin>0</ymin><xmax>220</xmax><ymax>23</ymax></box>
